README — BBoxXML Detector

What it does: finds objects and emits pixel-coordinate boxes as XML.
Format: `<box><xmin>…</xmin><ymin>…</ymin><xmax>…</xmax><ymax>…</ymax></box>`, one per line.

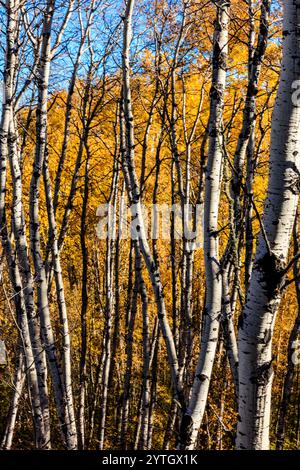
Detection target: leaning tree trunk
<box><xmin>121</xmin><ymin>0</ymin><xmax>184</xmax><ymax>408</ymax></box>
<box><xmin>178</xmin><ymin>0</ymin><xmax>230</xmax><ymax>450</ymax></box>
<box><xmin>237</xmin><ymin>0</ymin><xmax>300</xmax><ymax>450</ymax></box>
<box><xmin>9</xmin><ymin>116</ymin><xmax>51</xmax><ymax>447</ymax></box>
<box><xmin>0</xmin><ymin>346</ymin><xmax>25</xmax><ymax>450</ymax></box>
<box><xmin>43</xmin><ymin>143</ymin><xmax>78</xmax><ymax>449</ymax></box>
<box><xmin>98</xmin><ymin>154</ymin><xmax>119</xmax><ymax>450</ymax></box>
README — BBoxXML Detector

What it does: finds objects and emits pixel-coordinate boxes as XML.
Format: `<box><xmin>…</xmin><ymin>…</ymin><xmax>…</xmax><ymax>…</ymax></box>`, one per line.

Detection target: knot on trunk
<box><xmin>256</xmin><ymin>252</ymin><xmax>286</xmax><ymax>300</ymax></box>
<box><xmin>251</xmin><ymin>359</ymin><xmax>274</xmax><ymax>386</ymax></box>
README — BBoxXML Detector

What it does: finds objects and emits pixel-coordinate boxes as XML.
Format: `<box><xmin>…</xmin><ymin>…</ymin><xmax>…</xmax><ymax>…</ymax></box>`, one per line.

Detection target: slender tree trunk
<box><xmin>78</xmin><ymin>148</ymin><xmax>90</xmax><ymax>449</ymax></box>
<box><xmin>9</xmin><ymin>117</ymin><xmax>51</xmax><ymax>447</ymax></box>
<box><xmin>29</xmin><ymin>0</ymin><xmax>74</xmax><ymax>448</ymax></box>
<box><xmin>0</xmin><ymin>0</ymin><xmax>48</xmax><ymax>449</ymax></box>
<box><xmin>98</xmin><ymin>153</ymin><xmax>119</xmax><ymax>449</ymax></box>
<box><xmin>1</xmin><ymin>346</ymin><xmax>25</xmax><ymax>450</ymax></box>
<box><xmin>178</xmin><ymin>0</ymin><xmax>230</xmax><ymax>449</ymax></box>
<box><xmin>121</xmin><ymin>257</ymin><xmax>139</xmax><ymax>449</ymax></box>
<box><xmin>121</xmin><ymin>0</ymin><xmax>184</xmax><ymax>408</ymax></box>
<box><xmin>53</xmin><ymin>1</ymin><xmax>96</xmax><ymax>212</ymax></box>
<box><xmin>134</xmin><ymin>247</ymin><xmax>150</xmax><ymax>450</ymax></box>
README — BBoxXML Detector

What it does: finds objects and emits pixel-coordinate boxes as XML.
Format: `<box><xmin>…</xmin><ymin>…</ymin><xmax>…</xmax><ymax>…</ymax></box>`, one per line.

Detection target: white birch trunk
<box><xmin>237</xmin><ymin>0</ymin><xmax>300</xmax><ymax>449</ymax></box>
<box><xmin>178</xmin><ymin>0</ymin><xmax>230</xmax><ymax>449</ymax></box>
<box><xmin>43</xmin><ymin>147</ymin><xmax>78</xmax><ymax>449</ymax></box>
<box><xmin>0</xmin><ymin>347</ymin><xmax>25</xmax><ymax>450</ymax></box>
<box><xmin>121</xmin><ymin>0</ymin><xmax>184</xmax><ymax>407</ymax></box>
<box><xmin>9</xmin><ymin>117</ymin><xmax>51</xmax><ymax>447</ymax></box>
<box><xmin>0</xmin><ymin>0</ymin><xmax>49</xmax><ymax>449</ymax></box>
<box><xmin>29</xmin><ymin>0</ymin><xmax>73</xmax><ymax>448</ymax></box>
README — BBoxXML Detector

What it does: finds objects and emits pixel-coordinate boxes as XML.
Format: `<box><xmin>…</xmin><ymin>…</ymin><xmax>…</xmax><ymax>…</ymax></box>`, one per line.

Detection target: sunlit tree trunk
<box><xmin>43</xmin><ymin>142</ymin><xmax>78</xmax><ymax>449</ymax></box>
<box><xmin>9</xmin><ymin>116</ymin><xmax>51</xmax><ymax>447</ymax></box>
<box><xmin>178</xmin><ymin>0</ymin><xmax>230</xmax><ymax>449</ymax></box>
<box><xmin>237</xmin><ymin>0</ymin><xmax>300</xmax><ymax>449</ymax></box>
<box><xmin>29</xmin><ymin>0</ymin><xmax>76</xmax><ymax>449</ymax></box>
<box><xmin>0</xmin><ymin>0</ymin><xmax>49</xmax><ymax>449</ymax></box>
<box><xmin>121</xmin><ymin>0</ymin><xmax>184</xmax><ymax>408</ymax></box>
<box><xmin>277</xmin><ymin>215</ymin><xmax>300</xmax><ymax>449</ymax></box>
<box><xmin>98</xmin><ymin>140</ymin><xmax>119</xmax><ymax>449</ymax></box>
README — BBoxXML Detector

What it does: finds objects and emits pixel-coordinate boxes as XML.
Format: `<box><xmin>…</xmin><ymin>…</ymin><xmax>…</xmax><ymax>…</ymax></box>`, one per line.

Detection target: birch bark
<box><xmin>121</xmin><ymin>0</ymin><xmax>184</xmax><ymax>407</ymax></box>
<box><xmin>237</xmin><ymin>0</ymin><xmax>300</xmax><ymax>449</ymax></box>
<box><xmin>178</xmin><ymin>0</ymin><xmax>230</xmax><ymax>449</ymax></box>
<box><xmin>0</xmin><ymin>0</ymin><xmax>49</xmax><ymax>449</ymax></box>
<box><xmin>276</xmin><ymin>216</ymin><xmax>300</xmax><ymax>449</ymax></box>
<box><xmin>29</xmin><ymin>0</ymin><xmax>76</xmax><ymax>449</ymax></box>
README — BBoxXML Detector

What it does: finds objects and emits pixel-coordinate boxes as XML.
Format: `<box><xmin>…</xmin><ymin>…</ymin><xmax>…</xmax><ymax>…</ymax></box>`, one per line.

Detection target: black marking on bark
<box><xmin>250</xmin><ymin>359</ymin><xmax>274</xmax><ymax>386</ymax></box>
<box><xmin>256</xmin><ymin>252</ymin><xmax>286</xmax><ymax>300</ymax></box>
<box><xmin>178</xmin><ymin>414</ymin><xmax>193</xmax><ymax>449</ymax></box>
<box><xmin>196</xmin><ymin>373</ymin><xmax>209</xmax><ymax>382</ymax></box>
<box><xmin>263</xmin><ymin>328</ymin><xmax>272</xmax><ymax>345</ymax></box>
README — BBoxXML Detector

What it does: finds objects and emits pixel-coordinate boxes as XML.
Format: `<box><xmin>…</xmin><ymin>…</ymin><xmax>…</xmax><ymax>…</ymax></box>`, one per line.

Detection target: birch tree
<box><xmin>237</xmin><ymin>0</ymin><xmax>300</xmax><ymax>449</ymax></box>
<box><xmin>178</xmin><ymin>0</ymin><xmax>231</xmax><ymax>449</ymax></box>
<box><xmin>121</xmin><ymin>0</ymin><xmax>185</xmax><ymax>408</ymax></box>
<box><xmin>0</xmin><ymin>0</ymin><xmax>50</xmax><ymax>449</ymax></box>
<box><xmin>277</xmin><ymin>215</ymin><xmax>300</xmax><ymax>449</ymax></box>
<box><xmin>1</xmin><ymin>0</ymin><xmax>299</xmax><ymax>452</ymax></box>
